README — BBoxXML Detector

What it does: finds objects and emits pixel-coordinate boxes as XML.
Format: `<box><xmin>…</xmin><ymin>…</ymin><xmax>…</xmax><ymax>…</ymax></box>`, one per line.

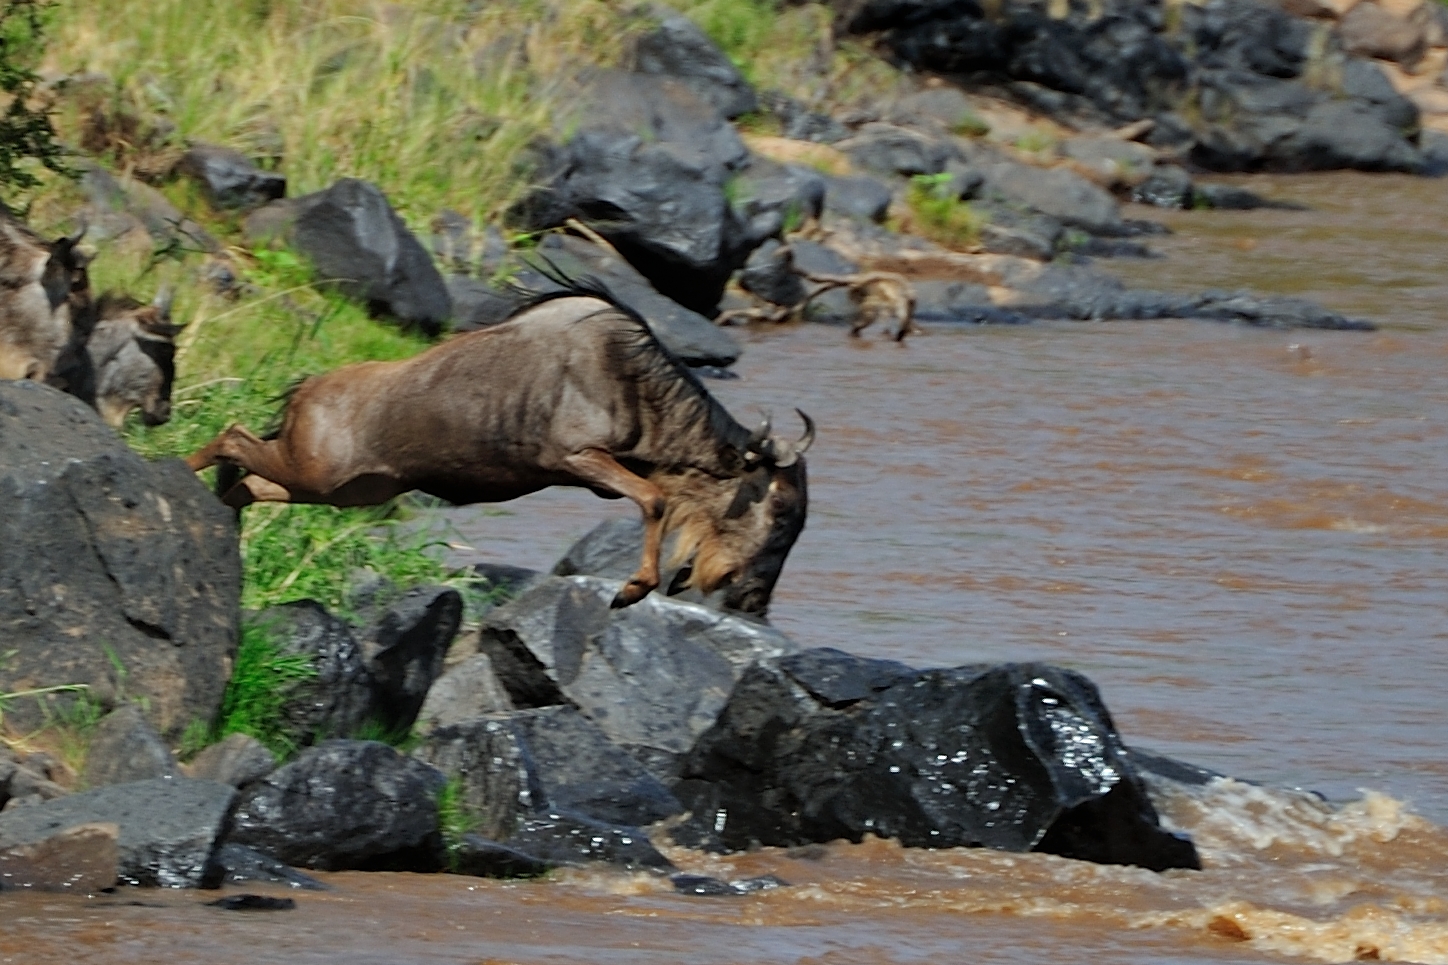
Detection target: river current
<box><xmin>3</xmin><ymin>172</ymin><xmax>1446</xmax><ymax>964</ymax></box>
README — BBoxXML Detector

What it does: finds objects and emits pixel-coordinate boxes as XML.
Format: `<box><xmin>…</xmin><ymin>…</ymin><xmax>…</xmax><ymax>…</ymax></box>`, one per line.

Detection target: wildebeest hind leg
<box><xmin>560</xmin><ymin>449</ymin><xmax>666</xmax><ymax>609</ymax></box>
<box><xmin>187</xmin><ymin>423</ymin><xmax>310</xmax><ymax>506</ymax></box>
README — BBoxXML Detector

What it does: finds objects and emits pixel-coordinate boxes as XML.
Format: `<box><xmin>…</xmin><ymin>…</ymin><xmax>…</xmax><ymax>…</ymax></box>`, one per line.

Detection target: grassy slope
<box><xmin>5</xmin><ymin>0</ymin><xmax>912</xmax><ymax>756</ymax></box>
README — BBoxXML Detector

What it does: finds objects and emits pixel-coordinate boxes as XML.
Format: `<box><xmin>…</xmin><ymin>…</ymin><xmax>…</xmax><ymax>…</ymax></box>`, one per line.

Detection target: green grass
<box><xmin>951</xmin><ymin>112</ymin><xmax>991</xmax><ymax>138</ymax></box>
<box><xmin>44</xmin><ymin>0</ymin><xmax>640</xmax><ymax>227</ymax></box>
<box><xmin>900</xmin><ymin>172</ymin><xmax>984</xmax><ymax>249</ymax></box>
<box><xmin>209</xmin><ymin>620</ymin><xmax>318</xmax><ymax>759</ymax></box>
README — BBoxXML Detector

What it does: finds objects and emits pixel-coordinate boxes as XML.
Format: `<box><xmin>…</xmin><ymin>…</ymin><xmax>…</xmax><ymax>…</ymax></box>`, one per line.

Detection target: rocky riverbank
<box><xmin>4</xmin><ymin>0</ymin><xmax>1444</xmax><ymax>899</ymax></box>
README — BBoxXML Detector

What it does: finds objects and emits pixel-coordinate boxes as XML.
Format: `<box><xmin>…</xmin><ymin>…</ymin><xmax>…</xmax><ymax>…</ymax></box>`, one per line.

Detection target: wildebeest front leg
<box><xmin>561</xmin><ymin>449</ymin><xmax>666</xmax><ymax>609</ymax></box>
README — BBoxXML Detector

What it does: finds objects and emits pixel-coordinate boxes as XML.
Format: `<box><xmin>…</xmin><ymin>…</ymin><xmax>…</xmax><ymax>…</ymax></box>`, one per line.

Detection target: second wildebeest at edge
<box><xmin>187</xmin><ymin>279</ymin><xmax>813</xmax><ymax>614</ymax></box>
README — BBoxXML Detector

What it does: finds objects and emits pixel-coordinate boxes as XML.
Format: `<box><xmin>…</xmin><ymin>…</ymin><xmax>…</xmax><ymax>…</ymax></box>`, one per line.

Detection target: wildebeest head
<box><xmin>661</xmin><ymin>410</ymin><xmax>814</xmax><ymax>615</ymax></box>
<box><xmin>87</xmin><ymin>289</ymin><xmax>181</xmax><ymax>428</ymax></box>
<box><xmin>40</xmin><ymin>226</ymin><xmax>92</xmax><ymax>314</ymax></box>
<box><xmin>0</xmin><ymin>220</ymin><xmax>92</xmax><ymax>381</ymax></box>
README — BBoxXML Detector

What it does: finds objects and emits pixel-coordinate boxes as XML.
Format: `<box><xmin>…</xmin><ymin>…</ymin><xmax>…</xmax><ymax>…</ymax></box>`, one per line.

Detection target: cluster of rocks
<box><xmin>60</xmin><ymin>3</ymin><xmax>1391</xmax><ymax>372</ymax></box>
<box><xmin>1</xmin><ymin>381</ymin><xmax>1208</xmax><ymax>893</ymax></box>
<box><xmin>826</xmin><ymin>0</ymin><xmax>1448</xmax><ymax>174</ymax></box>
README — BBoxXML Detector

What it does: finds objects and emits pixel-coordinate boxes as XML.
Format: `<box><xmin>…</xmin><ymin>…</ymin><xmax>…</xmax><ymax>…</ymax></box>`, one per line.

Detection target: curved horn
<box><xmin>794</xmin><ymin>409</ymin><xmax>815</xmax><ymax>454</ymax></box>
<box><xmin>66</xmin><ymin>222</ymin><xmax>87</xmax><ymax>246</ymax></box>
<box><xmin>747</xmin><ymin>412</ymin><xmax>771</xmax><ymax>451</ymax></box>
<box><xmin>152</xmin><ymin>285</ymin><xmax>174</xmax><ymax>317</ymax></box>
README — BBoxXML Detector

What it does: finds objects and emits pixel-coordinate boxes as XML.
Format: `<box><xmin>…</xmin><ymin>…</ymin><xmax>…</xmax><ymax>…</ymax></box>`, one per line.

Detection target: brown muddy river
<box><xmin>5</xmin><ymin>172</ymin><xmax>1448</xmax><ymax>963</ymax></box>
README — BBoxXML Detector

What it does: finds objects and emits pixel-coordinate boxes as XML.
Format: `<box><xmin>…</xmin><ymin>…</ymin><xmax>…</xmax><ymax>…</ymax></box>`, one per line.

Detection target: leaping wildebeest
<box><xmin>186</xmin><ymin>280</ymin><xmax>813</xmax><ymax>614</ymax></box>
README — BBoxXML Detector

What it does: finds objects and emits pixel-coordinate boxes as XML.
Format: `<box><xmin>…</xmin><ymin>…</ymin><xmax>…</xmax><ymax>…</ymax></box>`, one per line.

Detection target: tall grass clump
<box><xmin>668</xmin><ymin>0</ymin><xmax>909</xmax><ymax>112</ymax></box>
<box><xmin>44</xmin><ymin>0</ymin><xmax>637</xmax><ymax>225</ymax></box>
<box><xmin>208</xmin><ymin>621</ymin><xmax>317</xmax><ymax>758</ymax></box>
<box><xmin>899</xmin><ymin>172</ymin><xmax>983</xmax><ymax>249</ymax></box>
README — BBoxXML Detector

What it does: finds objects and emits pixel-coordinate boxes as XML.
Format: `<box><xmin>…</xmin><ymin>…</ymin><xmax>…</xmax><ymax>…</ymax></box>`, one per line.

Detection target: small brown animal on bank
<box><xmin>51</xmin><ymin>290</ymin><xmax>181</xmax><ymax>428</ymax></box>
<box><xmin>187</xmin><ymin>280</ymin><xmax>813</xmax><ymax>614</ymax></box>
<box><xmin>0</xmin><ymin>216</ymin><xmax>91</xmax><ymax>382</ymax></box>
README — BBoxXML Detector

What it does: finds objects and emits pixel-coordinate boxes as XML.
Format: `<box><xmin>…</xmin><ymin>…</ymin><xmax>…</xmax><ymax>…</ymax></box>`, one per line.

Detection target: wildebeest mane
<box><xmin>512</xmin><ymin>259</ymin><xmax>750</xmax><ymax>458</ymax></box>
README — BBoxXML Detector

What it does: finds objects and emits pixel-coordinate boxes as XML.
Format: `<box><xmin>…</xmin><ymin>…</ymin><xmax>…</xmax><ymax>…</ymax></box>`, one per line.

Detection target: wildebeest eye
<box><xmin>724</xmin><ymin>468</ymin><xmax>770</xmax><ymax>519</ymax></box>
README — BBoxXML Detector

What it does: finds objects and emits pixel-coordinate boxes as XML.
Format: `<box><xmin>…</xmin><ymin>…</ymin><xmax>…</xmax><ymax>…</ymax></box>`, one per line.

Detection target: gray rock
<box><xmin>972</xmin><ymin>199</ymin><xmax>1064</xmax><ymax>260</ymax></box>
<box><xmin>358</xmin><ymin>585</ymin><xmax>463</xmax><ymax>734</ymax></box>
<box><xmin>1339</xmin><ymin>1</ymin><xmax>1430</xmax><ymax>66</ymax></box>
<box><xmin>476</xmin><ymin>575</ymin><xmax>796</xmax><ymax>780</ymax></box>
<box><xmin>836</xmin><ymin>122</ymin><xmax>953</xmax><ymax>177</ymax></box>
<box><xmin>290</xmin><ymin>178</ymin><xmax>452</xmax><ymax>336</ymax></box>
<box><xmin>79</xmin><ymin>163</ymin><xmax>220</xmax><ymax>252</ymax></box>
<box><xmin>83</xmin><ymin>705</ymin><xmax>178</xmax><ymax>788</ymax></box>
<box><xmin>738</xmin><ymin>239</ymin><xmax>807</xmax><ymax>306</ymax></box>
<box><xmin>185</xmin><ymin>733</ymin><xmax>277</xmax><ymax>789</ymax></box>
<box><xmin>254</xmin><ymin>600</ymin><xmax>375</xmax><ymax>749</ymax></box>
<box><xmin>759</xmin><ymin>91</ymin><xmax>851</xmax><ymax>143</ymax></box>
<box><xmin>214</xmin><ymin>843</ymin><xmax>328</xmax><ymax>890</ymax></box>
<box><xmin>977</xmin><ymin>159</ymin><xmax>1125</xmax><ymax>235</ymax></box>
<box><xmin>822</xmin><ymin>174</ymin><xmax>894</xmax><ymax>223</ymax></box>
<box><xmin>913</xmin><ymin>281</ymin><xmax>1033</xmax><ymax>324</ymax></box>
<box><xmin>1131</xmin><ymin>164</ymin><xmax>1194</xmax><ymax>208</ymax></box>
<box><xmin>415</xmin><ymin>653</ymin><xmax>514</xmax><ymax>734</ymax></box>
<box><xmin>631</xmin><ymin>11</ymin><xmax>758</xmax><ymax>119</ymax></box>
<box><xmin>889</xmin><ymin>86</ymin><xmax>987</xmax><ymax>135</ymax></box>
<box><xmin>511</xmin><ymin>69</ymin><xmax>752</xmax><ymax>315</ymax></box>
<box><xmin>446</xmin><ymin>275</ymin><xmax>520</xmax><ymax>331</ymax></box>
<box><xmin>500</xmin><ymin>811</ymin><xmax>673</xmax><ymax>871</ymax></box>
<box><xmin>177</xmin><ymin>144</ymin><xmax>287</xmax><ymax>211</ymax></box>
<box><xmin>0</xmin><ymin>822</ymin><xmax>118</xmax><ymax>893</ymax></box>
<box><xmin>731</xmin><ymin>158</ymin><xmax>826</xmax><ymax>242</ymax></box>
<box><xmin>1338</xmin><ymin>59</ymin><xmax>1420</xmax><ymax>133</ymax></box>
<box><xmin>0</xmin><ymin>777</ymin><xmax>235</xmax><ymax>887</ymax></box>
<box><xmin>228</xmin><ymin>740</ymin><xmax>446</xmax><ymax>872</ymax></box>
<box><xmin>0</xmin><ymin>382</ymin><xmax>241</xmax><ymax>740</ymax></box>
<box><xmin>417</xmin><ymin>706</ymin><xmax>681</xmax><ymax>833</ymax></box>
<box><xmin>1278</xmin><ymin>99</ymin><xmax>1424</xmax><ymax>172</ymax></box>
<box><xmin>513</xmin><ymin>234</ymin><xmax>743</xmax><ymax>367</ymax></box>
<box><xmin>1059</xmin><ymin>136</ymin><xmax>1157</xmax><ymax>186</ymax></box>
<box><xmin>0</xmin><ymin>752</ymin><xmax>67</xmax><ymax>813</ymax></box>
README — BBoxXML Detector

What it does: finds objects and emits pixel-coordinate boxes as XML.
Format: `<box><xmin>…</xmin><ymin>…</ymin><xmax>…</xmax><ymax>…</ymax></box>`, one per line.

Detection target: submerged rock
<box><xmin>0</xmin><ymin>777</ymin><xmax>235</xmax><ymax>888</ymax></box>
<box><xmin>228</xmin><ymin>740</ymin><xmax>446</xmax><ymax>872</ymax></box>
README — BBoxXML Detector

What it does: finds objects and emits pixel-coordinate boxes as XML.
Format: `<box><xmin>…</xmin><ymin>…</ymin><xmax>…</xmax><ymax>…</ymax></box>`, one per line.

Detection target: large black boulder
<box><xmin>507</xmin><ymin>234</ymin><xmax>743</xmax><ymax>367</ymax></box>
<box><xmin>476</xmin><ymin>576</ymin><xmax>796</xmax><ymax>780</ymax></box>
<box><xmin>356</xmin><ymin>585</ymin><xmax>462</xmax><ymax>734</ymax></box>
<box><xmin>629</xmin><ymin>10</ymin><xmax>759</xmax><ymax>120</ymax></box>
<box><xmin>177</xmin><ymin>144</ymin><xmax>286</xmax><ymax>211</ymax></box>
<box><xmin>0</xmin><ymin>381</ymin><xmax>240</xmax><ymax>739</ymax></box>
<box><xmin>510</xmin><ymin>70</ymin><xmax>759</xmax><ymax>316</ymax></box>
<box><xmin>284</xmin><ymin>178</ymin><xmax>452</xmax><ymax>335</ymax></box>
<box><xmin>228</xmin><ymin>740</ymin><xmax>446</xmax><ymax>872</ymax></box>
<box><xmin>0</xmin><ymin>777</ymin><xmax>236</xmax><ymax>887</ymax></box>
<box><xmin>252</xmin><ymin>600</ymin><xmax>376</xmax><ymax>748</ymax></box>
<box><xmin>418</xmin><ymin>707</ymin><xmax>682</xmax><ymax>832</ymax></box>
<box><xmin>673</xmin><ymin>651</ymin><xmax>1200</xmax><ymax>872</ymax></box>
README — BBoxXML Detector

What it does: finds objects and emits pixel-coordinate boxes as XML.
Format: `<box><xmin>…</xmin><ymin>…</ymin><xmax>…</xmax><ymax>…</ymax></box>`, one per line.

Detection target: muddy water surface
<box><xmin>5</xmin><ymin>173</ymin><xmax>1448</xmax><ymax>963</ymax></box>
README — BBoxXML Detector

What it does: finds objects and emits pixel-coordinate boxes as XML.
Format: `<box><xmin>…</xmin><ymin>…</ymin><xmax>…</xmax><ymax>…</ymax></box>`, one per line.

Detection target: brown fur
<box><xmin>186</xmin><ymin>283</ymin><xmax>812</xmax><ymax>613</ymax></box>
<box><xmin>0</xmin><ymin>215</ymin><xmax>91</xmax><ymax>382</ymax></box>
